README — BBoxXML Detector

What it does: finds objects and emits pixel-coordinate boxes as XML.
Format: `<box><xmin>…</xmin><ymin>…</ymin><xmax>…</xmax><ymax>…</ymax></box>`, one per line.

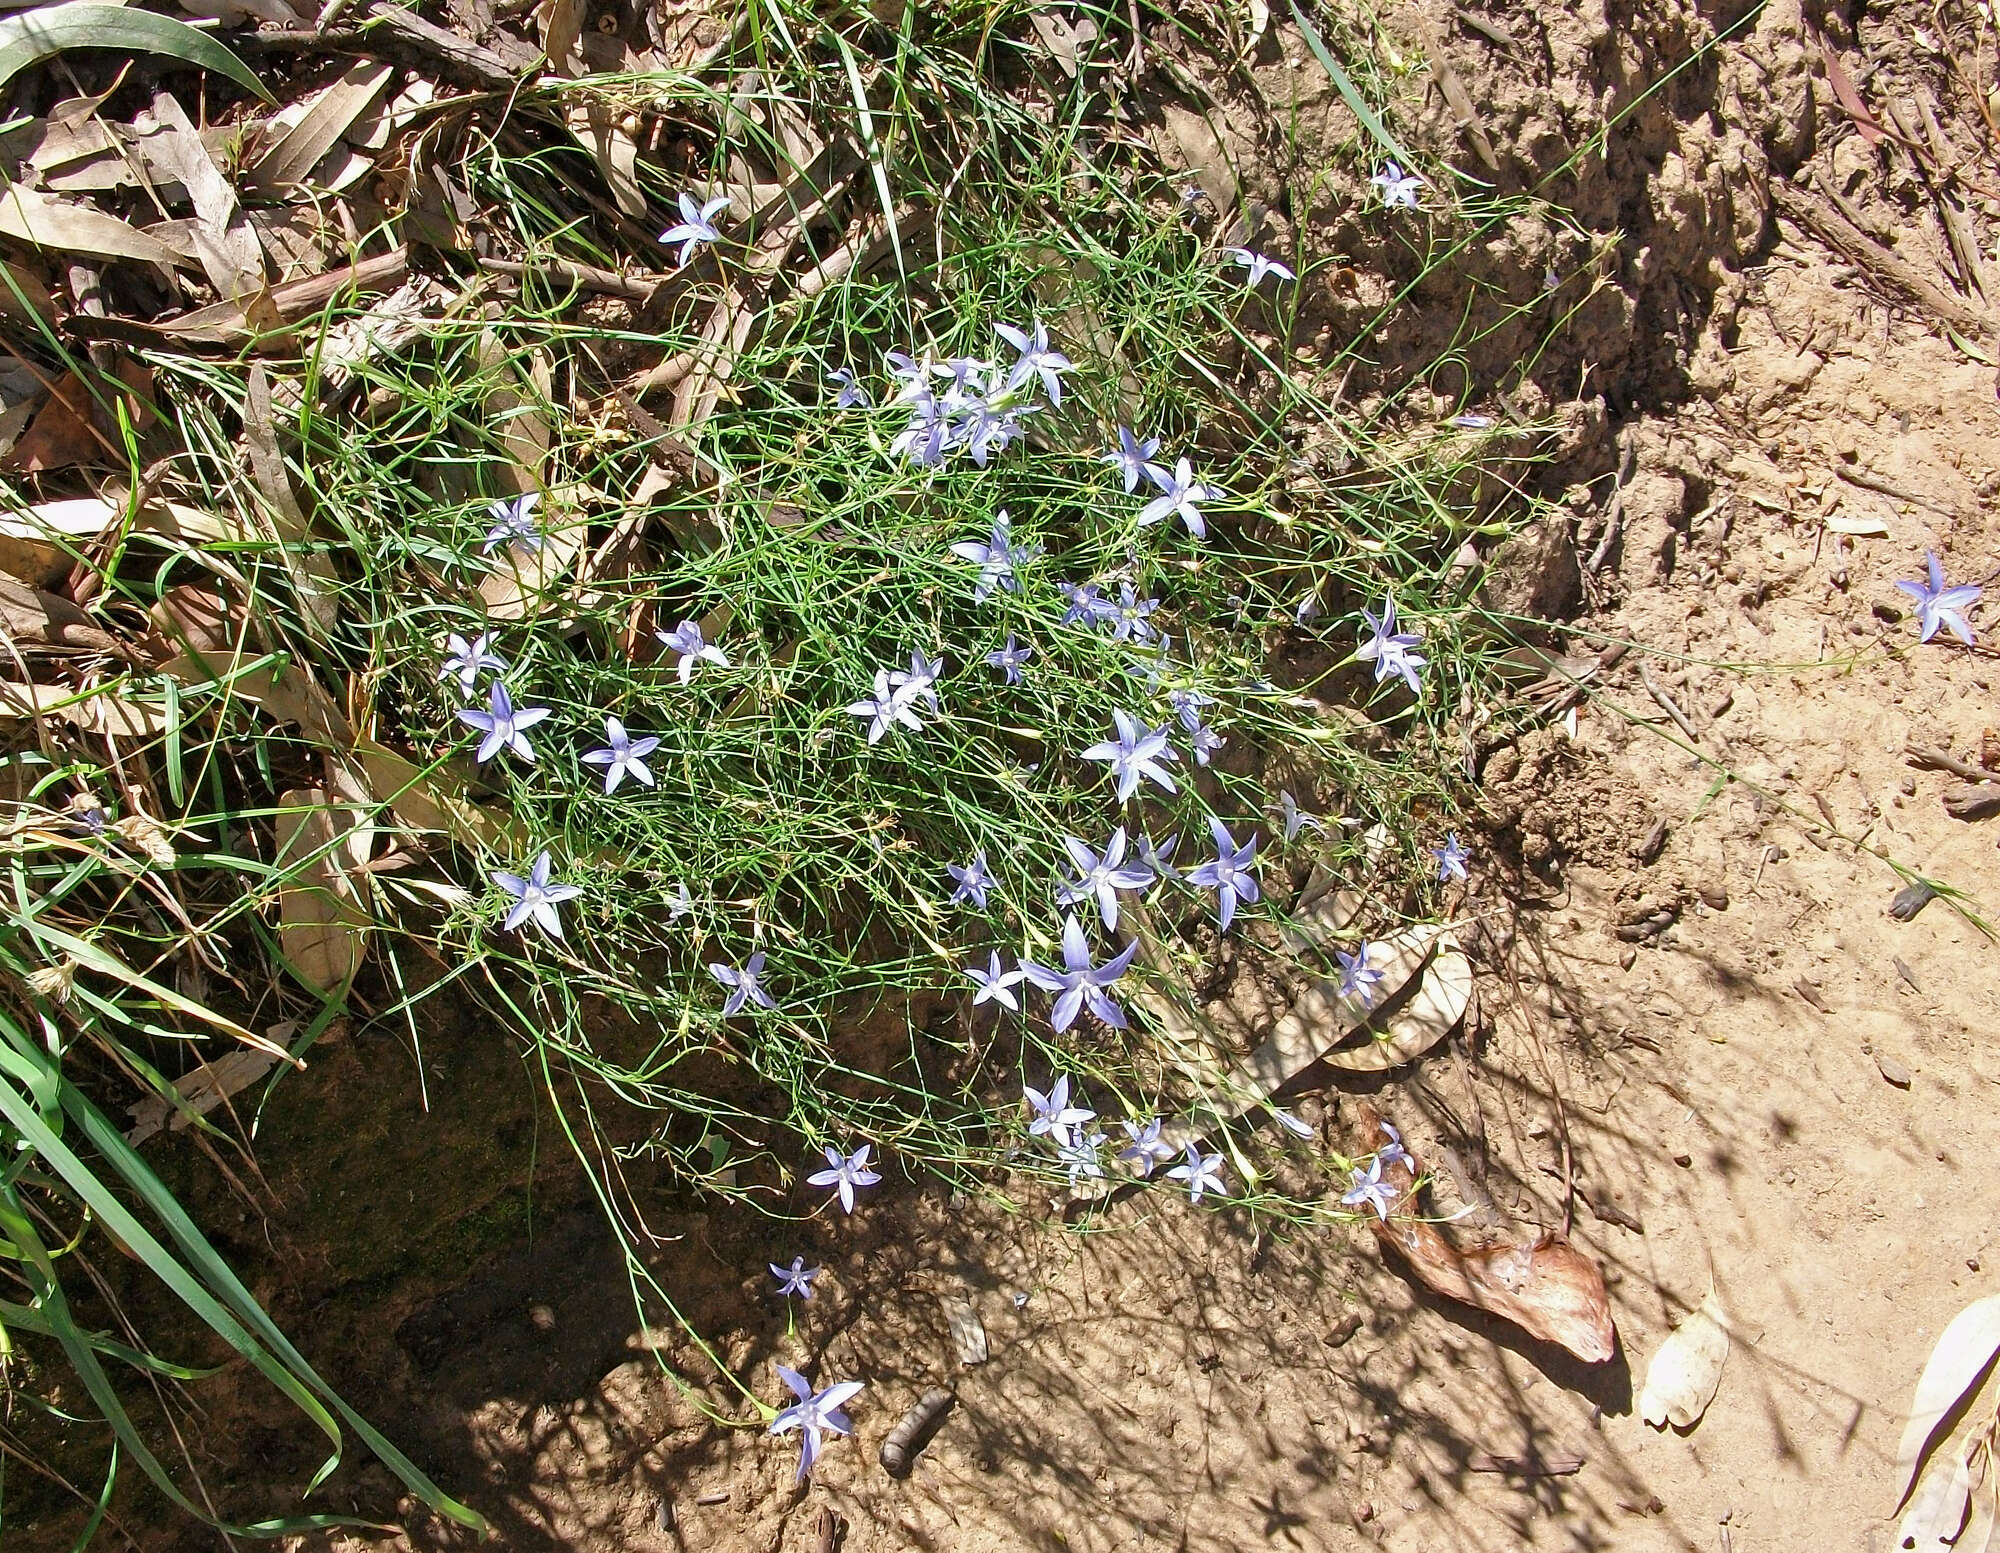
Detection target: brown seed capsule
<box><xmin>878</xmin><ymin>1388</ymin><xmax>954</xmax><ymax>1477</ymax></box>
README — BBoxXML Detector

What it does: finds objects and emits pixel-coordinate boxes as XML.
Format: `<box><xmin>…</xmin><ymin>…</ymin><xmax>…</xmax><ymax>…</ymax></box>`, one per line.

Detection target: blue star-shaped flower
<box><xmin>994</xmin><ymin>319</ymin><xmax>1072</xmax><ymax>404</ymax></box>
<box><xmin>1185</xmin><ymin>816</ymin><xmax>1260</xmax><ymax>932</ymax></box>
<box><xmin>457</xmin><ymin>682</ymin><xmax>550</xmax><ymax>764</ymax></box>
<box><xmin>947</xmin><ymin>850</ymin><xmax>995</xmax><ymax>909</ymax></box>
<box><xmin>1895</xmin><ymin>552</ymin><xmax>1982</xmax><ymax>644</ymax></box>
<box><xmin>1057</xmin><ymin>825</ymin><xmax>1156</xmax><ymax>931</ymax></box>
<box><xmin>806</xmin><ymin>1143</ymin><xmax>882</xmax><ymax>1214</ymax></box>
<box><xmin>1138</xmin><ymin>457</ymin><xmax>1220</xmax><ymax>539</ymax></box>
<box><xmin>439</xmin><ymin>631</ymin><xmax>506</xmax><ymax>698</ymax></box>
<box><xmin>768</xmin><ymin>1364</ymin><xmax>861</xmax><ymax>1481</ymax></box>
<box><xmin>1102</xmin><ymin>427</ymin><xmax>1168</xmax><ymax>494</ymax></box>
<box><xmin>1337</xmin><ymin>942</ymin><xmax>1385</xmax><ymax>1007</ymax></box>
<box><xmin>1371</xmin><ymin>161</ymin><xmax>1424</xmax><ymax>209</ymax></box>
<box><xmin>1224</xmin><ymin>247</ymin><xmax>1295</xmax><ymax>288</ymax></box>
<box><xmin>656</xmin><ymin>618</ymin><xmax>730</xmax><ymax>684</ymax></box>
<box><xmin>1356</xmin><ymin>595</ymin><xmax>1427</xmax><ymax>694</ymax></box>
<box><xmin>1165</xmin><ymin>1142</ymin><xmax>1227</xmax><ymax>1203</ymax></box>
<box><xmin>481</xmin><ymin>492</ymin><xmax>542</xmax><ymax>555</ymax></box>
<box><xmin>770</xmin><ymin>1256</ymin><xmax>821</xmax><ymax>1299</ymax></box>
<box><xmin>708</xmin><ymin>952</ymin><xmax>778</xmax><ymax>1016</ymax></box>
<box><xmin>490</xmin><ymin>851</ymin><xmax>582</xmax><ymax>938</ymax></box>
<box><xmin>1019</xmin><ymin>916</ymin><xmax>1139</xmax><ymax>1033</ymax></box>
<box><xmin>986</xmin><ymin>634</ymin><xmax>1033</xmax><ymax>685</ymax></box>
<box><xmin>580</xmin><ymin>715</ymin><xmax>660</xmax><ymax>794</ymax></box>
<box><xmin>1432</xmin><ymin>833</ymin><xmax>1471</xmax><ymax>883</ymax></box>
<box><xmin>660</xmin><ymin>191</ymin><xmax>729</xmax><ymax>267</ymax></box>
<box><xmin>1081</xmin><ymin>710</ymin><xmax>1179</xmax><ymax>801</ymax></box>
<box><xmin>1342</xmin><ymin>1156</ymin><xmax>1397</xmax><ymax>1220</ymax></box>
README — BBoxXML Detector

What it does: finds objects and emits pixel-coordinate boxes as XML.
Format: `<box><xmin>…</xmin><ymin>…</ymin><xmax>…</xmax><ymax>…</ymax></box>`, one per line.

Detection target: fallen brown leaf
<box><xmin>272</xmin><ymin>787</ymin><xmax>370</xmax><ymax>994</ymax></box>
<box><xmin>1355</xmin><ymin>1101</ymin><xmax>1617</xmax><ymax>1364</ymax></box>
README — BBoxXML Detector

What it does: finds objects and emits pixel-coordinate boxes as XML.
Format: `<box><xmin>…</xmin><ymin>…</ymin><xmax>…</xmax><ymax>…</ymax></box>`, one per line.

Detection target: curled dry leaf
<box><xmin>1639</xmin><ymin>1291</ymin><xmax>1729</xmax><ymax>1429</ymax></box>
<box><xmin>0</xmin><ymin>679</ymin><xmax>171</xmax><ymax>739</ymax></box>
<box><xmin>1899</xmin><ymin>1445</ymin><xmax>1976</xmax><ymax>1553</ymax></box>
<box><xmin>0</xmin><ymin>183</ymin><xmax>196</xmax><ymax>269</ymax></box>
<box><xmin>1355</xmin><ymin>1101</ymin><xmax>1617</xmax><ymax>1364</ymax></box>
<box><xmin>1898</xmin><ymin>1295</ymin><xmax>2000</xmax><ymax>1508</ymax></box>
<box><xmin>126</xmin><ymin>1047</ymin><xmax>280</xmax><ymax>1146</ymax></box>
<box><xmin>272</xmin><ymin>787</ymin><xmax>370</xmax><ymax>995</ymax></box>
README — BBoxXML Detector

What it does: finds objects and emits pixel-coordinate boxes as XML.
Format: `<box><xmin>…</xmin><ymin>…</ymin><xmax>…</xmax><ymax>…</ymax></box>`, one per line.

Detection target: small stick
<box><xmin>476</xmin><ymin>257</ymin><xmax>662</xmax><ymax>302</ymax></box>
<box><xmin>878</xmin><ymin>1388</ymin><xmax>954</xmax><ymax>1477</ymax></box>
<box><xmin>1637</xmin><ymin>662</ymin><xmax>1702</xmax><ymax>745</ymax></box>
<box><xmin>1905</xmin><ymin>743</ymin><xmax>1999</xmax><ymax>784</ymax></box>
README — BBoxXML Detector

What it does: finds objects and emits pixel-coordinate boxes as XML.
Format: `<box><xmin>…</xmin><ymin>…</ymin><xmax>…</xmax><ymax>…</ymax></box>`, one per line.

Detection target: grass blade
<box><xmin>1288</xmin><ymin>0</ymin><xmax>1412</xmax><ymax>168</ymax></box>
<box><xmin>0</xmin><ymin>4</ymin><xmax>272</xmax><ymax>101</ymax></box>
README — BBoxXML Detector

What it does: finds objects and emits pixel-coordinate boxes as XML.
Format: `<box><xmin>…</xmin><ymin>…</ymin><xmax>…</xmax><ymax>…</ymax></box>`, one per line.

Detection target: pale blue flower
<box><xmin>1117</xmin><ymin>1117</ymin><xmax>1175</xmax><ymax>1176</ymax></box>
<box><xmin>1273</xmin><ymin>790</ymin><xmax>1323</xmax><ymax>842</ymax></box>
<box><xmin>986</xmin><ymin>634</ymin><xmax>1033</xmax><ymax>684</ymax></box>
<box><xmin>959</xmin><ymin>398</ymin><xmax>1038</xmax><ymax>465</ymax></box>
<box><xmin>1103</xmin><ymin>427</ymin><xmax>1168</xmax><ymax>494</ymax></box>
<box><xmin>1376</xmin><ymin>1120</ymin><xmax>1411</xmax><ymax>1171</ymax></box>
<box><xmin>965</xmin><ymin>949</ymin><xmax>1026</xmax><ymax>1010</ymax></box>
<box><xmin>1224</xmin><ymin>247</ymin><xmax>1295</xmax><ymax>287</ymax></box>
<box><xmin>1432</xmin><ymin>833</ymin><xmax>1471</xmax><ymax>883</ymax></box>
<box><xmin>580</xmin><ymin>714</ymin><xmax>660</xmax><ymax>795</ymax></box>
<box><xmin>771</xmin><ymin>1256</ymin><xmax>820</xmax><ymax>1299</ymax></box>
<box><xmin>1137</xmin><ymin>457</ymin><xmax>1218</xmax><ymax>539</ymax></box>
<box><xmin>1057</xmin><ymin>826</ymin><xmax>1155</xmax><ymax>930</ymax></box>
<box><xmin>439</xmin><ymin>631</ymin><xmax>506</xmax><ymax>698</ymax></box>
<box><xmin>1269</xmin><ymin>1106</ymin><xmax>1315</xmax><ymax>1139</ymax></box>
<box><xmin>1449</xmin><ymin>413</ymin><xmax>1495</xmax><ymax>430</ymax></box>
<box><xmin>769</xmin><ymin>1364</ymin><xmax>861</xmax><ymax>1481</ymax></box>
<box><xmin>889</xmin><ymin>648</ymin><xmax>944</xmax><ymax>711</ymax></box>
<box><xmin>994</xmin><ymin>319</ymin><xmax>1072</xmax><ymax>404</ymax></box>
<box><xmin>1020</xmin><ymin>916</ymin><xmax>1139</xmax><ymax>1033</ymax></box>
<box><xmin>947</xmin><ymin>850</ymin><xmax>995</xmax><ymax>909</ymax></box>
<box><xmin>1057</xmin><ymin>1130</ymin><xmax>1108</xmax><ymax>1185</ymax></box>
<box><xmin>1165</xmin><ymin>1142</ymin><xmax>1227</xmax><ymax>1203</ymax></box>
<box><xmin>1168</xmin><ymin>687</ymin><xmax>1213</xmax><ymax>733</ymax></box>
<box><xmin>1356</xmin><ymin>595</ymin><xmax>1427</xmax><ymax>694</ymax></box>
<box><xmin>1895</xmin><ymin>552</ymin><xmax>1982</xmax><ymax>644</ymax></box>
<box><xmin>656</xmin><ymin>619</ymin><xmax>730</xmax><ymax>684</ymax></box>
<box><xmin>458</xmin><ymin>682</ymin><xmax>550</xmax><ymax>764</ymax></box>
<box><xmin>709</xmin><ymin>951</ymin><xmax>778</xmax><ymax>1016</ymax></box>
<box><xmin>660</xmin><ymin>191</ymin><xmax>729</xmax><ymax>267</ymax></box>
<box><xmin>829</xmin><ymin>368</ymin><xmax>870</xmax><ymax>409</ymax></box>
<box><xmin>481</xmin><ymin>492</ymin><xmax>542</xmax><ymax>555</ymax></box>
<box><xmin>1188</xmin><ymin>721</ymin><xmax>1225</xmax><ymax>767</ymax></box>
<box><xmin>1106</xmin><ymin>583</ymin><xmax>1160</xmax><ymax>645</ymax></box>
<box><xmin>1081</xmin><ymin>710</ymin><xmax>1179</xmax><ymax>801</ymax></box>
<box><xmin>1337</xmin><ymin>942</ymin><xmax>1385</xmax><ymax>1007</ymax></box>
<box><xmin>1022</xmin><ymin>1075</ymin><xmax>1095</xmax><ymax>1148</ymax></box>
<box><xmin>950</xmin><ymin>510</ymin><xmax>1036</xmax><ymax>601</ymax></box>
<box><xmin>1185</xmin><ymin>817</ymin><xmax>1259</xmax><ymax>931</ymax></box>
<box><xmin>1342</xmin><ymin>1156</ymin><xmax>1397</xmax><ymax>1220</ymax></box>
<box><xmin>490</xmin><ymin>851</ymin><xmax>582</xmax><ymax>938</ymax></box>
<box><xmin>931</xmin><ymin>354</ymin><xmax>992</xmax><ymax>394</ymax></box>
<box><xmin>666</xmin><ymin>882</ymin><xmax>694</xmax><ymax>921</ymax></box>
<box><xmin>847</xmin><ymin>668</ymin><xmax>927</xmax><ymax>743</ymax></box>
<box><xmin>807</xmin><ymin>1143</ymin><xmax>882</xmax><ymax>1214</ymax></box>
<box><xmin>1371</xmin><ymin>161</ymin><xmax>1424</xmax><ymax>209</ymax></box>
<box><xmin>1059</xmin><ymin>580</ymin><xmax>1119</xmax><ymax>628</ymax></box>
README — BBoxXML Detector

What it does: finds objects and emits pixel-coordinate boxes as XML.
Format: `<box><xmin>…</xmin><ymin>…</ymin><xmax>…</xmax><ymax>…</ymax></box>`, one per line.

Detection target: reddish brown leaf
<box><xmin>1355</xmin><ymin>1102</ymin><xmax>1617</xmax><ymax>1363</ymax></box>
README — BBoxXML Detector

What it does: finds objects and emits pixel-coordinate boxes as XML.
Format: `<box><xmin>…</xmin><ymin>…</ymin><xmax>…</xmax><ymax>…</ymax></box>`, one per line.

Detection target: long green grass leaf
<box><xmin>0</xmin><ymin>3</ymin><xmax>271</xmax><ymax>101</ymax></box>
<box><xmin>1288</xmin><ymin>1</ymin><xmax>1412</xmax><ymax>168</ymax></box>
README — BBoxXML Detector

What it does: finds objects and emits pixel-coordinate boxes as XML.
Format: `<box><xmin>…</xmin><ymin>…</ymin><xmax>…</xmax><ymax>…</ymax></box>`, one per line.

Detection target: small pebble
<box><xmin>1699</xmin><ymin>883</ymin><xmax>1728</xmax><ymax>911</ymax></box>
<box><xmin>528</xmin><ymin>1303</ymin><xmax>556</xmax><ymax>1333</ymax></box>
<box><xmin>1673</xmin><ymin>1153</ymin><xmax>1693</xmax><ymax>1168</ymax></box>
<box><xmin>1619</xmin><ymin>947</ymin><xmax>1637</xmax><ymax>970</ymax></box>
<box><xmin>696</xmin><ymin>1490</ymin><xmax>730</xmax><ymax>1507</ymax></box>
<box><xmin>1971</xmin><ymin>1257</ymin><xmax>1982</xmax><ymax>1272</ymax></box>
<box><xmin>1876</xmin><ymin>1053</ymin><xmax>1913</xmax><ymax>1088</ymax></box>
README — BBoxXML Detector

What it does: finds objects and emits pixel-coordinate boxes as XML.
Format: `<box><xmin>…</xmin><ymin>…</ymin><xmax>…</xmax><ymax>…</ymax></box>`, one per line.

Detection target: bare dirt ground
<box><xmin>82</xmin><ymin>2</ymin><xmax>2000</xmax><ymax>1551</ymax></box>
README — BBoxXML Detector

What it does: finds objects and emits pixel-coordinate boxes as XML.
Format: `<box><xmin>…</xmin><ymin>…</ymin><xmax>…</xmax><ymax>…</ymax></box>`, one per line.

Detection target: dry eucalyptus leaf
<box><xmin>1900</xmin><ymin>1447</ymin><xmax>1974</xmax><ymax>1553</ymax></box>
<box><xmin>126</xmin><ymin>1047</ymin><xmax>279</xmax><ymax>1146</ymax></box>
<box><xmin>246</xmin><ymin>60</ymin><xmax>395</xmax><ymax>194</ymax></box>
<box><xmin>0</xmin><ymin>679</ymin><xmax>171</xmax><ymax>739</ymax></box>
<box><xmin>0</xmin><ymin>573</ymin><xmax>116</xmax><ymax>650</ymax></box>
<box><xmin>142</xmin><ymin>89</ymin><xmax>266</xmax><ymax>303</ymax></box>
<box><xmin>0</xmin><ymin>184</ymin><xmax>196</xmax><ymax>269</ymax></box>
<box><xmin>1356</xmin><ymin>1101</ymin><xmax>1617</xmax><ymax>1364</ymax></box>
<box><xmin>1898</xmin><ymin>1295</ymin><xmax>2000</xmax><ymax>1508</ymax></box>
<box><xmin>1639</xmin><ymin>1291</ymin><xmax>1729</xmax><ymax>1429</ymax></box>
<box><xmin>0</xmin><ymin>494</ymin><xmax>249</xmax><ymax>583</ymax></box>
<box><xmin>272</xmin><ymin>787</ymin><xmax>369</xmax><ymax>994</ymax></box>
<box><xmin>567</xmin><ymin>100</ymin><xmax>648</xmax><ymax>218</ymax></box>
<box><xmin>351</xmin><ymin>739</ymin><xmax>520</xmax><ymax>852</ymax></box>
<box><xmin>1323</xmin><ymin>945</ymin><xmax>1471</xmax><ymax>1073</ymax></box>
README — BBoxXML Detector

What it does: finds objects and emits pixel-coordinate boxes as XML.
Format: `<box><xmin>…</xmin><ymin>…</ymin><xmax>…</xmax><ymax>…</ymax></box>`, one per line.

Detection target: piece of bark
<box><xmin>1943</xmin><ymin>785</ymin><xmax>2000</xmax><ymax>821</ymax></box>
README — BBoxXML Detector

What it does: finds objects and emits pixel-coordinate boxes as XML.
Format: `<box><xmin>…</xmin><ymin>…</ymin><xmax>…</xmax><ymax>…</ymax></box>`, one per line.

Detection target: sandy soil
<box><xmin>57</xmin><ymin>2</ymin><xmax>2000</xmax><ymax>1551</ymax></box>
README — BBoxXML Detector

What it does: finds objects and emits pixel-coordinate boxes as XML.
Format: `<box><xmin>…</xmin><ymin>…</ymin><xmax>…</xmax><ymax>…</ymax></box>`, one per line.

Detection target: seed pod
<box><xmin>878</xmin><ymin>1387</ymin><xmax>954</xmax><ymax>1477</ymax></box>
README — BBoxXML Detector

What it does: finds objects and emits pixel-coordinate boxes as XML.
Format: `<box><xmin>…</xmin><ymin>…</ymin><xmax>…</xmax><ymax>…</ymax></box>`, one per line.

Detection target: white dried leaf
<box><xmin>1898</xmin><ymin>1296</ymin><xmax>2000</xmax><ymax>1507</ymax></box>
<box><xmin>1639</xmin><ymin>1291</ymin><xmax>1729</xmax><ymax>1429</ymax></box>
